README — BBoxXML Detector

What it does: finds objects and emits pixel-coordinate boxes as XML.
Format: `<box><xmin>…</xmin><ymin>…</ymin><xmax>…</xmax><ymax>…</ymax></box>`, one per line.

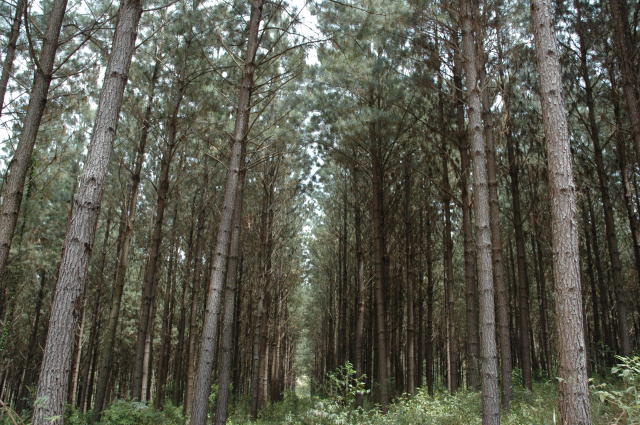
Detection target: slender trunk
<box><xmin>370</xmin><ymin>150</ymin><xmax>390</xmax><ymax>404</ymax></box>
<box><xmin>189</xmin><ymin>2</ymin><xmax>263</xmax><ymax>424</ymax></box>
<box><xmin>581</xmin><ymin>206</ymin><xmax>601</xmax><ymax>366</ymax></box>
<box><xmin>460</xmin><ymin>134</ymin><xmax>480</xmax><ymax>391</ymax></box>
<box><xmin>530</xmin><ymin>1</ymin><xmax>592</xmax><ymax>423</ymax></box>
<box><xmin>251</xmin><ymin>162</ymin><xmax>276</xmax><ymax>419</ymax></box>
<box><xmin>172</xmin><ymin>209</ymin><xmax>194</xmax><ymax>405</ymax></box>
<box><xmin>495</xmin><ymin>54</ymin><xmax>516</xmax><ymax>405</ymax></box>
<box><xmin>441</xmin><ymin>151</ymin><xmax>459</xmax><ymax>393</ymax></box>
<box><xmin>154</xmin><ymin>205</ymin><xmax>179</xmax><ymax>409</ymax></box>
<box><xmin>133</xmin><ymin>79</ymin><xmax>185</xmax><ymax>401</ymax></box>
<box><xmin>576</xmin><ymin>0</ymin><xmax>630</xmax><ymax>356</ymax></box>
<box><xmin>505</xmin><ymin>123</ymin><xmax>533</xmax><ymax>390</ymax></box>
<box><xmin>586</xmin><ymin>193</ymin><xmax>613</xmax><ymax>356</ymax></box>
<box><xmin>91</xmin><ymin>56</ymin><xmax>159</xmax><ymax>421</ymax></box>
<box><xmin>31</xmin><ymin>0</ymin><xmax>143</xmax><ymax>422</ymax></box>
<box><xmin>16</xmin><ymin>270</ymin><xmax>47</xmax><ymax>407</ymax></box>
<box><xmin>0</xmin><ymin>0</ymin><xmax>27</xmax><ymax>117</ymax></box>
<box><xmin>610</xmin><ymin>0</ymin><xmax>640</xmax><ymax>158</ymax></box>
<box><xmin>403</xmin><ymin>157</ymin><xmax>416</xmax><ymax>394</ymax></box>
<box><xmin>353</xmin><ymin>164</ymin><xmax>366</xmax><ymax>406</ymax></box>
<box><xmin>213</xmin><ymin>168</ymin><xmax>246</xmax><ymax>425</ymax></box>
<box><xmin>69</xmin><ymin>300</ymin><xmax>86</xmax><ymax>405</ymax></box>
<box><xmin>0</xmin><ymin>0</ymin><xmax>69</xmax><ymax>316</ymax></box>
<box><xmin>425</xmin><ymin>209</ymin><xmax>435</xmax><ymax>396</ymax></box>
<box><xmin>461</xmin><ymin>1</ymin><xmax>500</xmax><ymax>422</ymax></box>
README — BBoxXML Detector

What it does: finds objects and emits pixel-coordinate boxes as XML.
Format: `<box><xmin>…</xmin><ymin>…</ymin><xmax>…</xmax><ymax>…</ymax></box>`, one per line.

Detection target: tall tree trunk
<box><xmin>91</xmin><ymin>56</ymin><xmax>159</xmax><ymax>422</ymax></box>
<box><xmin>441</xmin><ymin>151</ymin><xmax>459</xmax><ymax>393</ymax></box>
<box><xmin>214</xmin><ymin>171</ymin><xmax>245</xmax><ymax>425</ymax></box>
<box><xmin>581</xmin><ymin>205</ymin><xmax>601</xmax><ymax>367</ymax></box>
<box><xmin>75</xmin><ymin>212</ymin><xmax>112</xmax><ymax>408</ymax></box>
<box><xmin>353</xmin><ymin>164</ymin><xmax>366</xmax><ymax>406</ymax></box>
<box><xmin>403</xmin><ymin>156</ymin><xmax>416</xmax><ymax>394</ymax></box>
<box><xmin>0</xmin><ymin>0</ymin><xmax>27</xmax><ymax>117</ymax></box>
<box><xmin>0</xmin><ymin>0</ymin><xmax>68</xmax><ymax>317</ymax></box>
<box><xmin>16</xmin><ymin>270</ymin><xmax>47</xmax><ymax>409</ymax></box>
<box><xmin>530</xmin><ymin>1</ymin><xmax>592</xmax><ymax>423</ymax></box>
<box><xmin>370</xmin><ymin>150</ymin><xmax>390</xmax><ymax>404</ymax></box>
<box><xmin>453</xmin><ymin>52</ymin><xmax>481</xmax><ymax>390</ymax></box>
<box><xmin>505</xmin><ymin>121</ymin><xmax>533</xmax><ymax>390</ymax></box>
<box><xmin>576</xmin><ymin>0</ymin><xmax>630</xmax><ymax>356</ymax></box>
<box><xmin>425</xmin><ymin>206</ymin><xmax>435</xmax><ymax>396</ymax></box>
<box><xmin>586</xmin><ymin>192</ymin><xmax>613</xmax><ymax>356</ymax></box>
<box><xmin>133</xmin><ymin>76</ymin><xmax>185</xmax><ymax>401</ymax></box>
<box><xmin>188</xmin><ymin>2</ymin><xmax>263</xmax><ymax>424</ymax></box>
<box><xmin>31</xmin><ymin>0</ymin><xmax>143</xmax><ymax>422</ymax></box>
<box><xmin>609</xmin><ymin>0</ymin><xmax>640</xmax><ymax>159</ymax></box>
<box><xmin>154</xmin><ymin>204</ymin><xmax>179</xmax><ymax>409</ymax></box>
<box><xmin>461</xmin><ymin>1</ymin><xmax>500</xmax><ymax>423</ymax></box>
<box><xmin>495</xmin><ymin>50</ymin><xmax>516</xmax><ymax>405</ymax></box>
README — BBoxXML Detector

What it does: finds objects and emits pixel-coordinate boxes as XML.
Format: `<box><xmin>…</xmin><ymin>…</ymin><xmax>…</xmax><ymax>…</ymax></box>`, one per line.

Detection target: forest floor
<box><xmin>2</xmin><ymin>370</ymin><xmax>637</xmax><ymax>425</ymax></box>
<box><xmin>227</xmin><ymin>381</ymin><xmax>628</xmax><ymax>425</ymax></box>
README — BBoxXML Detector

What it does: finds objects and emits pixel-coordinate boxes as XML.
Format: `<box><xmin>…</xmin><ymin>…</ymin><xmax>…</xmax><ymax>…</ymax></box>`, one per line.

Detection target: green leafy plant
<box><xmin>593</xmin><ymin>355</ymin><xmax>640</xmax><ymax>424</ymax></box>
<box><xmin>324</xmin><ymin>362</ymin><xmax>369</xmax><ymax>406</ymax></box>
<box><xmin>94</xmin><ymin>400</ymin><xmax>185</xmax><ymax>425</ymax></box>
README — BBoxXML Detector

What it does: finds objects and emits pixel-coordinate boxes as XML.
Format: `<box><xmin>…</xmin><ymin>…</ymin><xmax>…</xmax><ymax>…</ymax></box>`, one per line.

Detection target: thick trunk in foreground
<box><xmin>461</xmin><ymin>1</ymin><xmax>500</xmax><ymax>423</ymax></box>
<box><xmin>0</xmin><ymin>0</ymin><xmax>27</xmax><ymax>117</ymax></box>
<box><xmin>31</xmin><ymin>0</ymin><xmax>143</xmax><ymax>423</ymax></box>
<box><xmin>0</xmin><ymin>0</ymin><xmax>68</xmax><ymax>317</ymax></box>
<box><xmin>188</xmin><ymin>2</ymin><xmax>263</xmax><ymax>424</ymax></box>
<box><xmin>530</xmin><ymin>1</ymin><xmax>592</xmax><ymax>423</ymax></box>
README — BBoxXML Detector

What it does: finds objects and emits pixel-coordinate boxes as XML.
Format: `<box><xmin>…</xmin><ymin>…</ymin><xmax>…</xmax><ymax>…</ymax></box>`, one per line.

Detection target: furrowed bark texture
<box><xmin>31</xmin><ymin>0</ymin><xmax>143</xmax><ymax>423</ymax></box>
<box><xmin>461</xmin><ymin>1</ymin><xmax>500</xmax><ymax>423</ymax></box>
<box><xmin>188</xmin><ymin>2</ymin><xmax>263</xmax><ymax>424</ymax></box>
<box><xmin>530</xmin><ymin>1</ymin><xmax>592</xmax><ymax>423</ymax></box>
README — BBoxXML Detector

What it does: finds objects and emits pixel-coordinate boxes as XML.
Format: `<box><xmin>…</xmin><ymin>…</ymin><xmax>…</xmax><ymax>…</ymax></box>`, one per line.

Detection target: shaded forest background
<box><xmin>0</xmin><ymin>0</ymin><xmax>638</xmax><ymax>424</ymax></box>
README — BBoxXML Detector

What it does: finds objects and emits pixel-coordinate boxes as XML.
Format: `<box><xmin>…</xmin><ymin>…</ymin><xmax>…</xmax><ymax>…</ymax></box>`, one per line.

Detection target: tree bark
<box><xmin>214</xmin><ymin>171</ymin><xmax>245</xmax><ymax>425</ymax></box>
<box><xmin>505</xmin><ymin>121</ymin><xmax>533</xmax><ymax>390</ymax></box>
<box><xmin>353</xmin><ymin>164</ymin><xmax>366</xmax><ymax>406</ymax></box>
<box><xmin>0</xmin><ymin>0</ymin><xmax>68</xmax><ymax>317</ymax></box>
<box><xmin>461</xmin><ymin>1</ymin><xmax>500</xmax><ymax>422</ymax></box>
<box><xmin>188</xmin><ymin>2</ymin><xmax>263</xmax><ymax>424</ymax></box>
<box><xmin>609</xmin><ymin>0</ymin><xmax>640</xmax><ymax>159</ymax></box>
<box><xmin>0</xmin><ymin>0</ymin><xmax>27</xmax><ymax>117</ymax></box>
<box><xmin>530</xmin><ymin>1</ymin><xmax>592</xmax><ymax>423</ymax></box>
<box><xmin>31</xmin><ymin>0</ymin><xmax>143</xmax><ymax>422</ymax></box>
<box><xmin>133</xmin><ymin>70</ymin><xmax>186</xmax><ymax>401</ymax></box>
<box><xmin>91</xmin><ymin>56</ymin><xmax>159</xmax><ymax>422</ymax></box>
<box><xmin>441</xmin><ymin>150</ymin><xmax>459</xmax><ymax>393</ymax></box>
<box><xmin>154</xmin><ymin>204</ymin><xmax>179</xmax><ymax>409</ymax></box>
<box><xmin>370</xmin><ymin>148</ymin><xmax>390</xmax><ymax>404</ymax></box>
<box><xmin>575</xmin><ymin>0</ymin><xmax>630</xmax><ymax>356</ymax></box>
<box><xmin>403</xmin><ymin>156</ymin><xmax>416</xmax><ymax>395</ymax></box>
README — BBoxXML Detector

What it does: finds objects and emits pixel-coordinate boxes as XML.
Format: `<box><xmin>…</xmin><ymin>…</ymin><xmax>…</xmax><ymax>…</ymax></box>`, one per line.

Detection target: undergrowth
<box><xmin>2</xmin><ymin>357</ymin><xmax>638</xmax><ymax>425</ymax></box>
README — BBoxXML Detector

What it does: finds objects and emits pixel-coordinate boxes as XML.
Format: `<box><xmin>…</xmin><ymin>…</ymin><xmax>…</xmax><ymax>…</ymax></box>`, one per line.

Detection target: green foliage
<box><xmin>230</xmin><ymin>381</ymin><xmax>619</xmax><ymax>425</ymax></box>
<box><xmin>593</xmin><ymin>356</ymin><xmax>640</xmax><ymax>424</ymax></box>
<box><xmin>63</xmin><ymin>400</ymin><xmax>185</xmax><ymax>425</ymax></box>
<box><xmin>324</xmin><ymin>362</ymin><xmax>369</xmax><ymax>406</ymax></box>
<box><xmin>96</xmin><ymin>400</ymin><xmax>184</xmax><ymax>425</ymax></box>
